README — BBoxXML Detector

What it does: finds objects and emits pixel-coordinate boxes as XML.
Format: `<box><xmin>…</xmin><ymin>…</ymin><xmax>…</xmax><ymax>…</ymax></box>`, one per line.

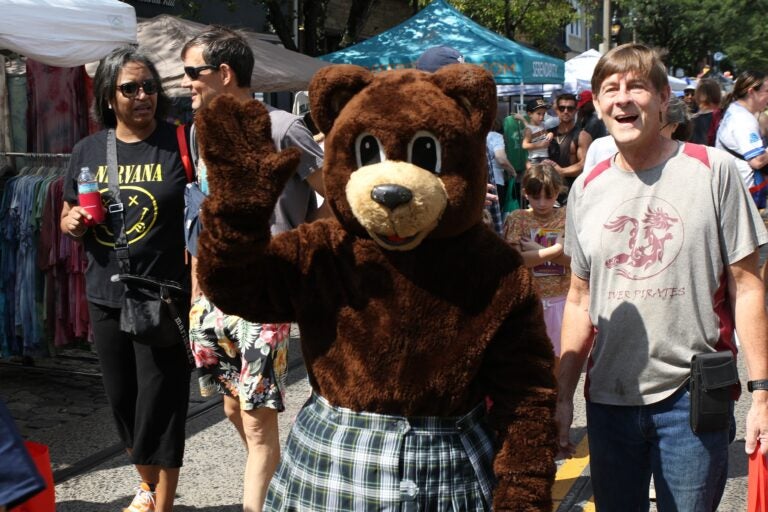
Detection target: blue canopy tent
<box><xmin>320</xmin><ymin>0</ymin><xmax>564</xmax><ymax>86</ymax></box>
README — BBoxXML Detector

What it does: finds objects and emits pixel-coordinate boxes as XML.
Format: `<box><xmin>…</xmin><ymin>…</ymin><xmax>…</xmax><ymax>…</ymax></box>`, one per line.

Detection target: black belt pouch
<box><xmin>690</xmin><ymin>351</ymin><xmax>738</xmax><ymax>433</ymax></box>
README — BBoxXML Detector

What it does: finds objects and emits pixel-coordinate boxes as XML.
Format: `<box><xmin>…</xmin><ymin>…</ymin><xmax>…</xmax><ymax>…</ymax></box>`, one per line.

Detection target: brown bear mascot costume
<box><xmin>195</xmin><ymin>63</ymin><xmax>557</xmax><ymax>511</ymax></box>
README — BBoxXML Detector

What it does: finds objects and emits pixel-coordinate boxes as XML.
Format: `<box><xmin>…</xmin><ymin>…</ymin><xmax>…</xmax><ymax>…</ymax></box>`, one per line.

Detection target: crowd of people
<box><xmin>3</xmin><ymin>33</ymin><xmax>768</xmax><ymax>512</ymax></box>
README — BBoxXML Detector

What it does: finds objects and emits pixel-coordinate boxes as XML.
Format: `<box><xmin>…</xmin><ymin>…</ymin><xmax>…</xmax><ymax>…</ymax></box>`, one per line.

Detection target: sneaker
<box><xmin>123</xmin><ymin>482</ymin><xmax>156</xmax><ymax>512</ymax></box>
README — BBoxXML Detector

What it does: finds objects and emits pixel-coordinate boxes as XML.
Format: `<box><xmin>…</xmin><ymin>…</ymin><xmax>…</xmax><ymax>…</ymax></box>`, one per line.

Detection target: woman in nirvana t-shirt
<box><xmin>59</xmin><ymin>47</ymin><xmax>189</xmax><ymax>512</ymax></box>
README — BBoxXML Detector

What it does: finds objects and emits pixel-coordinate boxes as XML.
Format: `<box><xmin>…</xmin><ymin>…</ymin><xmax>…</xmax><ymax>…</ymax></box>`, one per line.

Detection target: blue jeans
<box><xmin>586</xmin><ymin>386</ymin><xmax>733</xmax><ymax>512</ymax></box>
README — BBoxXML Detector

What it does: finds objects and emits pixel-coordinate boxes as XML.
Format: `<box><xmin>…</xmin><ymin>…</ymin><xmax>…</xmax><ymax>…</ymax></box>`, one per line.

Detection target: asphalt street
<box><xmin>0</xmin><ymin>329</ymin><xmax>755</xmax><ymax>511</ymax></box>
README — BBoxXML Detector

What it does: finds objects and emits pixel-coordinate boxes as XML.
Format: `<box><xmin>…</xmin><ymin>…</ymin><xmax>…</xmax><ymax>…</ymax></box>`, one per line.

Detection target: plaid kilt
<box><xmin>266</xmin><ymin>394</ymin><xmax>496</xmax><ymax>511</ymax></box>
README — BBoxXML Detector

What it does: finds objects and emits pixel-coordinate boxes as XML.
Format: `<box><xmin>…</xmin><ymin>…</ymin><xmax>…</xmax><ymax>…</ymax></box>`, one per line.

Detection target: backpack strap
<box><xmin>750</xmin><ymin>179</ymin><xmax>768</xmax><ymax>195</ymax></box>
<box><xmin>176</xmin><ymin>124</ymin><xmax>194</xmax><ymax>183</ymax></box>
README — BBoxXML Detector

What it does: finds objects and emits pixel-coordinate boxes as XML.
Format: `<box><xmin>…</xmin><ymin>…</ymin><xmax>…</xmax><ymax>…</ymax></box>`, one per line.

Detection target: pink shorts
<box><xmin>541</xmin><ymin>295</ymin><xmax>566</xmax><ymax>357</ymax></box>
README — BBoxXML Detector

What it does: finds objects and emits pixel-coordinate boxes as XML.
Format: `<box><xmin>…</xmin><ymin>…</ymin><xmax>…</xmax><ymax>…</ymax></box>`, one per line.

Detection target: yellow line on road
<box><xmin>552</xmin><ymin>435</ymin><xmax>590</xmax><ymax>511</ymax></box>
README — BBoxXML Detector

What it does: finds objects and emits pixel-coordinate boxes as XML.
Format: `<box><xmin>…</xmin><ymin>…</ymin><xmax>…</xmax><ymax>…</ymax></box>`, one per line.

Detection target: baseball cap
<box><xmin>577</xmin><ymin>90</ymin><xmax>593</xmax><ymax>109</ymax></box>
<box><xmin>415</xmin><ymin>46</ymin><xmax>465</xmax><ymax>73</ymax></box>
<box><xmin>525</xmin><ymin>98</ymin><xmax>550</xmax><ymax>113</ymax></box>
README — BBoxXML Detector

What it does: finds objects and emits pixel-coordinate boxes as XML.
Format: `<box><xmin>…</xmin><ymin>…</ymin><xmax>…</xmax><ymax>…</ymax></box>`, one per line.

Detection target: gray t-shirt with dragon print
<box><xmin>565</xmin><ymin>142</ymin><xmax>768</xmax><ymax>406</ymax></box>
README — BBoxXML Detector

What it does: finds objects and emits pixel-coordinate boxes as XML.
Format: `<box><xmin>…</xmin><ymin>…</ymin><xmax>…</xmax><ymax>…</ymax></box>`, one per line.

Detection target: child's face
<box><xmin>529</xmin><ymin>109</ymin><xmax>546</xmax><ymax>125</ymax></box>
<box><xmin>526</xmin><ymin>191</ymin><xmax>557</xmax><ymax>216</ymax></box>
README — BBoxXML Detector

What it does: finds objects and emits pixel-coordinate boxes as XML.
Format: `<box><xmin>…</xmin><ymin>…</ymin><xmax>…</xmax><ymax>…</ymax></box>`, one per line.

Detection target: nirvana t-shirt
<box><xmin>565</xmin><ymin>143</ymin><xmax>767</xmax><ymax>406</ymax></box>
<box><xmin>63</xmin><ymin>122</ymin><xmax>188</xmax><ymax>307</ymax></box>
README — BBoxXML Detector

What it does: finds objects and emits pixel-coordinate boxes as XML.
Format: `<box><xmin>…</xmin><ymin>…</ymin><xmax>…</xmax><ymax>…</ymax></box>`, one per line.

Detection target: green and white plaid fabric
<box><xmin>266</xmin><ymin>394</ymin><xmax>495</xmax><ymax>511</ymax></box>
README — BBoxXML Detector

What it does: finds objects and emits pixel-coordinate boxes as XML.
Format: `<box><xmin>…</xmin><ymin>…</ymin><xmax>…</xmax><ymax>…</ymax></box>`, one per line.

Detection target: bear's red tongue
<box><xmin>387</xmin><ymin>235</ymin><xmax>407</xmax><ymax>243</ymax></box>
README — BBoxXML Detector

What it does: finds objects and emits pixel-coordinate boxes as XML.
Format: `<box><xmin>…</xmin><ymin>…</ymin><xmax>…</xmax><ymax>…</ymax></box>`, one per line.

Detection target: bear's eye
<box><xmin>408</xmin><ymin>132</ymin><xmax>441</xmax><ymax>174</ymax></box>
<box><xmin>355</xmin><ymin>133</ymin><xmax>384</xmax><ymax>168</ymax></box>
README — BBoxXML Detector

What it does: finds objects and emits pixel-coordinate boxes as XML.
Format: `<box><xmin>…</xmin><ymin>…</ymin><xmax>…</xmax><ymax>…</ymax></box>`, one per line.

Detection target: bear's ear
<box><xmin>430</xmin><ymin>64</ymin><xmax>497</xmax><ymax>134</ymax></box>
<box><xmin>309</xmin><ymin>65</ymin><xmax>373</xmax><ymax>135</ymax></box>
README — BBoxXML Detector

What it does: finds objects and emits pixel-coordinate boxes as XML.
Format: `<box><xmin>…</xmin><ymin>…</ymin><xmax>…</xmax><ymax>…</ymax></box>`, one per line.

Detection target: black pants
<box><xmin>88</xmin><ymin>302</ymin><xmax>191</xmax><ymax>468</ymax></box>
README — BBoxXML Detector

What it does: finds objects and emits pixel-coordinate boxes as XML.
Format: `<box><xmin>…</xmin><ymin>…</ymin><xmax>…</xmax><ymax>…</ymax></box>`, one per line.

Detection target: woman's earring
<box><xmin>108</xmin><ymin>104</ymin><xmax>113</xmax><ymax>110</ymax></box>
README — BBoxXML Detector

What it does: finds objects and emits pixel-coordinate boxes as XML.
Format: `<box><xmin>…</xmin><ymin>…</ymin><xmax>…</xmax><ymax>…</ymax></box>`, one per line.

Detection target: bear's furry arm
<box><xmin>481</xmin><ymin>284</ymin><xmax>557</xmax><ymax>511</ymax></box>
<box><xmin>195</xmin><ymin>95</ymin><xmax>303</xmax><ymax>321</ymax></box>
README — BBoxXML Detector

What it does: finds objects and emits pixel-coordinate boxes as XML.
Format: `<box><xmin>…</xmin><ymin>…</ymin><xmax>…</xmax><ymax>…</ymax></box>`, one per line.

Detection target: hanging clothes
<box><xmin>25</xmin><ymin>60</ymin><xmax>89</xmax><ymax>154</ymax></box>
<box><xmin>0</xmin><ymin>157</ymin><xmax>88</xmax><ymax>358</ymax></box>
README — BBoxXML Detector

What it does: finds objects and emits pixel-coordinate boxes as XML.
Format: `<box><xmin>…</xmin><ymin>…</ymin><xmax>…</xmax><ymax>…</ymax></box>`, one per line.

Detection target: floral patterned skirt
<box><xmin>189</xmin><ymin>295</ymin><xmax>289</xmax><ymax>411</ymax></box>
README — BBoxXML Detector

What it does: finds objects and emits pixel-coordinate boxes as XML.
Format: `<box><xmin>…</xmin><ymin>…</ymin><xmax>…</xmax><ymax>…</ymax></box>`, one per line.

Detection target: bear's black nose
<box><xmin>371</xmin><ymin>184</ymin><xmax>413</xmax><ymax>209</ymax></box>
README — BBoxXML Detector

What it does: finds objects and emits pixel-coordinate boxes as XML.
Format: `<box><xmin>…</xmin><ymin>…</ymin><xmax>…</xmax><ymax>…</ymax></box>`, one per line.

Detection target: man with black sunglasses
<box><xmin>179</xmin><ymin>26</ymin><xmax>325</xmax><ymax>512</ymax></box>
<box><xmin>545</xmin><ymin>93</ymin><xmax>584</xmax><ymax>199</ymax></box>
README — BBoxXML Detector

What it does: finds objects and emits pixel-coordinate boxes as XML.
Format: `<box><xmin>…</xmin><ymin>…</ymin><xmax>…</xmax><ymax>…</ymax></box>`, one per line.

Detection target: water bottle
<box><xmin>77</xmin><ymin>166</ymin><xmax>105</xmax><ymax>226</ymax></box>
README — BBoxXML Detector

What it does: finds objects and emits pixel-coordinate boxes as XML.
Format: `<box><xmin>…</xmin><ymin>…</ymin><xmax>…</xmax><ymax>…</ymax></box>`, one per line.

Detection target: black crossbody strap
<box><xmin>106</xmin><ymin>130</ymin><xmax>131</xmax><ymax>274</ymax></box>
<box><xmin>160</xmin><ymin>285</ymin><xmax>195</xmax><ymax>367</ymax></box>
<box><xmin>717</xmin><ymin>138</ymin><xmax>744</xmax><ymax>161</ymax></box>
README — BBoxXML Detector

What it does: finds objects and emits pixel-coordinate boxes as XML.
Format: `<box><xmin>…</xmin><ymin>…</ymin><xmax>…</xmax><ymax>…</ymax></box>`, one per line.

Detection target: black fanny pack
<box><xmin>112</xmin><ymin>274</ymin><xmax>190</xmax><ymax>348</ymax></box>
<box><xmin>689</xmin><ymin>351</ymin><xmax>738</xmax><ymax>434</ymax></box>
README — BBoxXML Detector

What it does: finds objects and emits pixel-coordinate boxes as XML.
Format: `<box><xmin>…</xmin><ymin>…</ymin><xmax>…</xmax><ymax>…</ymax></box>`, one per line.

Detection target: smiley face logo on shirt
<box><xmin>93</xmin><ymin>186</ymin><xmax>159</xmax><ymax>247</ymax></box>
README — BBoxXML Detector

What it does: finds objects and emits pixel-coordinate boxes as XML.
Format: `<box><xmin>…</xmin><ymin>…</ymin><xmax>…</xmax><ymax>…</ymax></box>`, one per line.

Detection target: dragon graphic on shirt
<box><xmin>604</xmin><ymin>205</ymin><xmax>680</xmax><ymax>279</ymax></box>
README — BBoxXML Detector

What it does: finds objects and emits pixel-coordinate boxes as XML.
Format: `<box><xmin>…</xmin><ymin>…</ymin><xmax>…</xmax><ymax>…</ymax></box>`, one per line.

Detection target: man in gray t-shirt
<box><xmin>557</xmin><ymin>44</ymin><xmax>768</xmax><ymax>511</ymax></box>
<box><xmin>180</xmin><ymin>27</ymin><xmax>325</xmax><ymax>512</ymax></box>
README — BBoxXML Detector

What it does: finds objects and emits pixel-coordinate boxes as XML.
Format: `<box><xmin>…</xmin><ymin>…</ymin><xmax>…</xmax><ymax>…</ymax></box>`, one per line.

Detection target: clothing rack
<box><xmin>0</xmin><ymin>151</ymin><xmax>71</xmax><ymax>166</ymax></box>
<box><xmin>0</xmin><ymin>151</ymin><xmax>71</xmax><ymax>176</ymax></box>
<box><xmin>0</xmin><ymin>152</ymin><xmax>71</xmax><ymax>158</ymax></box>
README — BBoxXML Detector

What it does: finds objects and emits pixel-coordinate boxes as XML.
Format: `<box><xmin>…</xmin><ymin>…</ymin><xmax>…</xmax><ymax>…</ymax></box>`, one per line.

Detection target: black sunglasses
<box><xmin>117</xmin><ymin>79</ymin><xmax>159</xmax><ymax>98</ymax></box>
<box><xmin>557</xmin><ymin>105</ymin><xmax>576</xmax><ymax>112</ymax></box>
<box><xmin>184</xmin><ymin>65</ymin><xmax>219</xmax><ymax>80</ymax></box>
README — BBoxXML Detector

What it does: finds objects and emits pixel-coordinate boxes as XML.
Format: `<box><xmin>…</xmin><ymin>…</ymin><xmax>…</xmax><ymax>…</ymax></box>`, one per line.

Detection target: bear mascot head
<box><xmin>310</xmin><ymin>64</ymin><xmax>494</xmax><ymax>249</ymax></box>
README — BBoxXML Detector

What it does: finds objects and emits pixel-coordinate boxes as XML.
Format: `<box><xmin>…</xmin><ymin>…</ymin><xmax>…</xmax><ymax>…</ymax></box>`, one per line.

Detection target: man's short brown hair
<box><xmin>556</xmin><ymin>93</ymin><xmax>577</xmax><ymax>106</ymax></box>
<box><xmin>591</xmin><ymin>43</ymin><xmax>669</xmax><ymax>97</ymax></box>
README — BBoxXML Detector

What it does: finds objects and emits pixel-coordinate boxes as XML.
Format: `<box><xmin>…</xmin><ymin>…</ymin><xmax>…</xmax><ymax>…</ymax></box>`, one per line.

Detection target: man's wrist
<box><xmin>748</xmin><ymin>380</ymin><xmax>768</xmax><ymax>392</ymax></box>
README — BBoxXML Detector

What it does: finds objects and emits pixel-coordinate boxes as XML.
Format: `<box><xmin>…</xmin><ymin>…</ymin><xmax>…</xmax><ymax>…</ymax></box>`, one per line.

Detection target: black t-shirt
<box><xmin>583</xmin><ymin>115</ymin><xmax>607</xmax><ymax>141</ymax></box>
<box><xmin>690</xmin><ymin>112</ymin><xmax>714</xmax><ymax>145</ymax></box>
<box><xmin>64</xmin><ymin>122</ymin><xmax>189</xmax><ymax>307</ymax></box>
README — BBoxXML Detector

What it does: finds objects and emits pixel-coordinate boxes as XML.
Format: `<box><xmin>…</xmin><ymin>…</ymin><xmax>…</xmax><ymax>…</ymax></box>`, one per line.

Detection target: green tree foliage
<box><xmin>619</xmin><ymin>0</ymin><xmax>768</xmax><ymax>75</ymax></box>
<box><xmin>419</xmin><ymin>0</ymin><xmax>595</xmax><ymax>56</ymax></box>
<box><xmin>710</xmin><ymin>0</ymin><xmax>768</xmax><ymax>72</ymax></box>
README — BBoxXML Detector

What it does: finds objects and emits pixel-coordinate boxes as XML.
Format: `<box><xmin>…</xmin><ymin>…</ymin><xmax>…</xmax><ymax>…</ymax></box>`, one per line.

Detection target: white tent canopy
<box><xmin>0</xmin><ymin>0</ymin><xmax>137</xmax><ymax>67</ymax></box>
<box><xmin>668</xmin><ymin>75</ymin><xmax>694</xmax><ymax>93</ymax></box>
<box><xmin>564</xmin><ymin>48</ymin><xmax>601</xmax><ymax>93</ymax></box>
